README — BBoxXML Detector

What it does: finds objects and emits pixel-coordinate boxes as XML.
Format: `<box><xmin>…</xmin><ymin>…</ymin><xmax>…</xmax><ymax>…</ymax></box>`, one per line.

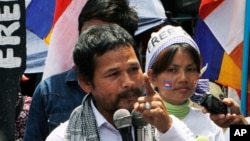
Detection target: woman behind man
<box><xmin>46</xmin><ymin>24</ymin><xmax>197</xmax><ymax>141</ymax></box>
<box><xmin>145</xmin><ymin>25</ymin><xmax>225</xmax><ymax>141</ymax></box>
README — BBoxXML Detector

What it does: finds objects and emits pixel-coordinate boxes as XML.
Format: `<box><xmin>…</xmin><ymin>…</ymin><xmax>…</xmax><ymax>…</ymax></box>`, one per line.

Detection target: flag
<box><xmin>25</xmin><ymin>0</ymin><xmax>74</xmax><ymax>73</ymax></box>
<box><xmin>42</xmin><ymin>0</ymin><xmax>87</xmax><ymax>79</ymax></box>
<box><xmin>26</xmin><ymin>0</ymin><xmax>72</xmax><ymax>41</ymax></box>
<box><xmin>25</xmin><ymin>0</ymin><xmax>87</xmax><ymax>78</ymax></box>
<box><xmin>163</xmin><ymin>80</ymin><xmax>173</xmax><ymax>89</ymax></box>
<box><xmin>27</xmin><ymin>0</ymin><xmax>166</xmax><ymax>79</ymax></box>
<box><xmin>194</xmin><ymin>0</ymin><xmax>250</xmax><ymax>114</ymax></box>
<box><xmin>194</xmin><ymin>0</ymin><xmax>248</xmax><ymax>91</ymax></box>
<box><xmin>42</xmin><ymin>0</ymin><xmax>166</xmax><ymax>79</ymax></box>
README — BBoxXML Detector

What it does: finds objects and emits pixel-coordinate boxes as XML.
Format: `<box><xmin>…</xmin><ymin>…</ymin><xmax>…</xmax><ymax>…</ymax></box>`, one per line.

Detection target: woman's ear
<box><xmin>78</xmin><ymin>74</ymin><xmax>92</xmax><ymax>93</ymax></box>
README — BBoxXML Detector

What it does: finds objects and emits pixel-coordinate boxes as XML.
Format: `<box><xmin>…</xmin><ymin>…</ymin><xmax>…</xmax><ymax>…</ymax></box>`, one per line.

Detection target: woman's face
<box><xmin>148</xmin><ymin>48</ymin><xmax>200</xmax><ymax>105</ymax></box>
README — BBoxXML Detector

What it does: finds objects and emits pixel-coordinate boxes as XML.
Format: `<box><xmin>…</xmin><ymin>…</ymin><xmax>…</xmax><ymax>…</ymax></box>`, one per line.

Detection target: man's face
<box><xmin>89</xmin><ymin>45</ymin><xmax>144</xmax><ymax>116</ymax></box>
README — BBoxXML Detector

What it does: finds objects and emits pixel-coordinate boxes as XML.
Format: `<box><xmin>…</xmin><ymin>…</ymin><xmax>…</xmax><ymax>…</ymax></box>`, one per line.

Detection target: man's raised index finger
<box><xmin>143</xmin><ymin>73</ymin><xmax>155</xmax><ymax>96</ymax></box>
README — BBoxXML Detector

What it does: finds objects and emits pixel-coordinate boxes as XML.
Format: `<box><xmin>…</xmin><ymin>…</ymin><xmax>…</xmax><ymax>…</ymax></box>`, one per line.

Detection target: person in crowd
<box><xmin>24</xmin><ymin>0</ymin><xmax>139</xmax><ymax>140</ymax></box>
<box><xmin>204</xmin><ymin>97</ymin><xmax>249</xmax><ymax>127</ymax></box>
<box><xmin>15</xmin><ymin>74</ymin><xmax>30</xmax><ymax>141</ymax></box>
<box><xmin>202</xmin><ymin>97</ymin><xmax>250</xmax><ymax>141</ymax></box>
<box><xmin>47</xmin><ymin>23</ymin><xmax>197</xmax><ymax>141</ymax></box>
<box><xmin>15</xmin><ymin>81</ymin><xmax>32</xmax><ymax>141</ymax></box>
<box><xmin>144</xmin><ymin>25</ymin><xmax>225</xmax><ymax>141</ymax></box>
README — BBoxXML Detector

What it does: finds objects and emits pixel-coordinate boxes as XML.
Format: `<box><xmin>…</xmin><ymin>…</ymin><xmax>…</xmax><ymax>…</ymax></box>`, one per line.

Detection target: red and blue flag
<box><xmin>194</xmin><ymin>0</ymin><xmax>250</xmax><ymax>114</ymax></box>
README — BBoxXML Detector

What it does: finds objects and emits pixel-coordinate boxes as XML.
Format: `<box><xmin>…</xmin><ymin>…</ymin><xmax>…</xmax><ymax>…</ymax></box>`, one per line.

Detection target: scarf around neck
<box><xmin>64</xmin><ymin>94</ymin><xmax>100</xmax><ymax>141</ymax></box>
<box><xmin>64</xmin><ymin>93</ymin><xmax>158</xmax><ymax>141</ymax></box>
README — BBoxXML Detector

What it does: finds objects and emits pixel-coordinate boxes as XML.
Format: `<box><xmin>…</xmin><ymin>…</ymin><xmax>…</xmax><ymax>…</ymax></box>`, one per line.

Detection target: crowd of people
<box><xmin>24</xmin><ymin>0</ymin><xmax>139</xmax><ymax>140</ymax></box>
<box><xmin>10</xmin><ymin>0</ymin><xmax>250</xmax><ymax>141</ymax></box>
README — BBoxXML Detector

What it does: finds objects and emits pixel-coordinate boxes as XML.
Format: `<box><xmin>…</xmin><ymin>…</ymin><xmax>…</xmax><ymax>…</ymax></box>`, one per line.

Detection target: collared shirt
<box><xmin>46</xmin><ymin>98</ymin><xmax>196</xmax><ymax>141</ymax></box>
<box><xmin>24</xmin><ymin>69</ymin><xmax>86</xmax><ymax>141</ymax></box>
<box><xmin>91</xmin><ymin>100</ymin><xmax>135</xmax><ymax>141</ymax></box>
<box><xmin>46</xmin><ymin>99</ymin><xmax>135</xmax><ymax>141</ymax></box>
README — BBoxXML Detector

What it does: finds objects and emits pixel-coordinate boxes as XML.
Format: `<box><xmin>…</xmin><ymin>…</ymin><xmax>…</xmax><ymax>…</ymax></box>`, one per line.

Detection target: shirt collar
<box><xmin>89</xmin><ymin>96</ymin><xmax>135</xmax><ymax>140</ymax></box>
<box><xmin>65</xmin><ymin>69</ymin><xmax>78</xmax><ymax>86</ymax></box>
<box><xmin>91</xmin><ymin>100</ymin><xmax>108</xmax><ymax>128</ymax></box>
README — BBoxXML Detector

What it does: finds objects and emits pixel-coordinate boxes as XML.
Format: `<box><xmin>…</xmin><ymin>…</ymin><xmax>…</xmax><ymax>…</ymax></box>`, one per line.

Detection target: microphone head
<box><xmin>131</xmin><ymin>110</ymin><xmax>147</xmax><ymax>127</ymax></box>
<box><xmin>113</xmin><ymin>109</ymin><xmax>132</xmax><ymax>129</ymax></box>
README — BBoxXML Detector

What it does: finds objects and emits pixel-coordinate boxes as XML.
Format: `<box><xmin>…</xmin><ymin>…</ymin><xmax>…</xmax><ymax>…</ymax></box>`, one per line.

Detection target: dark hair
<box><xmin>151</xmin><ymin>43</ymin><xmax>201</xmax><ymax>75</ymax></box>
<box><xmin>73</xmin><ymin>24</ymin><xmax>140</xmax><ymax>84</ymax></box>
<box><xmin>78</xmin><ymin>0</ymin><xmax>139</xmax><ymax>36</ymax></box>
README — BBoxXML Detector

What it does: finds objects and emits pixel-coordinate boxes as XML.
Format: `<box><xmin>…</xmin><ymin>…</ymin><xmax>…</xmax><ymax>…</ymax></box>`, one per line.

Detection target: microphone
<box><xmin>131</xmin><ymin>110</ymin><xmax>148</xmax><ymax>141</ymax></box>
<box><xmin>113</xmin><ymin>109</ymin><xmax>134</xmax><ymax>141</ymax></box>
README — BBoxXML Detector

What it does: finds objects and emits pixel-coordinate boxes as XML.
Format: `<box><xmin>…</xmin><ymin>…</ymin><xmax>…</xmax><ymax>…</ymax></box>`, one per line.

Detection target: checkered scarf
<box><xmin>64</xmin><ymin>93</ymin><xmax>158</xmax><ymax>141</ymax></box>
<box><xmin>64</xmin><ymin>94</ymin><xmax>100</xmax><ymax>141</ymax></box>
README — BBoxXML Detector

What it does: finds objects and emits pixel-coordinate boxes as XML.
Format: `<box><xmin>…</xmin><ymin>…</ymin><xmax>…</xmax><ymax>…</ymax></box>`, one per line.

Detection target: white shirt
<box><xmin>46</xmin><ymin>100</ymin><xmax>196</xmax><ymax>141</ymax></box>
<box><xmin>91</xmin><ymin>100</ymin><xmax>135</xmax><ymax>141</ymax></box>
<box><xmin>182</xmin><ymin>107</ymin><xmax>225</xmax><ymax>141</ymax></box>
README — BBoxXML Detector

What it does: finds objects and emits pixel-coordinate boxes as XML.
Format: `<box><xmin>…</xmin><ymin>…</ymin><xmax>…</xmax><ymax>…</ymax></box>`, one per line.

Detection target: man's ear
<box><xmin>78</xmin><ymin>74</ymin><xmax>92</xmax><ymax>93</ymax></box>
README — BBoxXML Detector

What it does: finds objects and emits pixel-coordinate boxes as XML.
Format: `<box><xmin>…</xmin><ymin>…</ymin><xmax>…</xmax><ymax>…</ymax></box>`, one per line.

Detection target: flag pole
<box><xmin>241</xmin><ymin>0</ymin><xmax>250</xmax><ymax>116</ymax></box>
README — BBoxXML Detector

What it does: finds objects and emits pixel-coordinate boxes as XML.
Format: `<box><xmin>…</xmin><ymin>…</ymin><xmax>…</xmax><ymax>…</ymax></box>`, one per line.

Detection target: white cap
<box><xmin>145</xmin><ymin>25</ymin><xmax>199</xmax><ymax>72</ymax></box>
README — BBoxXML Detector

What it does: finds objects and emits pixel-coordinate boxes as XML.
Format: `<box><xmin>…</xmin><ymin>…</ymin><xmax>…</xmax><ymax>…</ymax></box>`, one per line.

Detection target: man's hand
<box><xmin>134</xmin><ymin>73</ymin><xmax>172</xmax><ymax>133</ymax></box>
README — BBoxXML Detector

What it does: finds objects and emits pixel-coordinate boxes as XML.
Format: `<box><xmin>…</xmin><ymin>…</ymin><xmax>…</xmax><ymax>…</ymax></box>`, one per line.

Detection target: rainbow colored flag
<box><xmin>26</xmin><ymin>0</ymin><xmax>166</xmax><ymax>78</ymax></box>
<box><xmin>194</xmin><ymin>0</ymin><xmax>248</xmax><ymax>91</ymax></box>
<box><xmin>26</xmin><ymin>0</ymin><xmax>87</xmax><ymax>78</ymax></box>
<box><xmin>26</xmin><ymin>0</ymin><xmax>72</xmax><ymax>41</ymax></box>
<box><xmin>194</xmin><ymin>0</ymin><xmax>250</xmax><ymax>114</ymax></box>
